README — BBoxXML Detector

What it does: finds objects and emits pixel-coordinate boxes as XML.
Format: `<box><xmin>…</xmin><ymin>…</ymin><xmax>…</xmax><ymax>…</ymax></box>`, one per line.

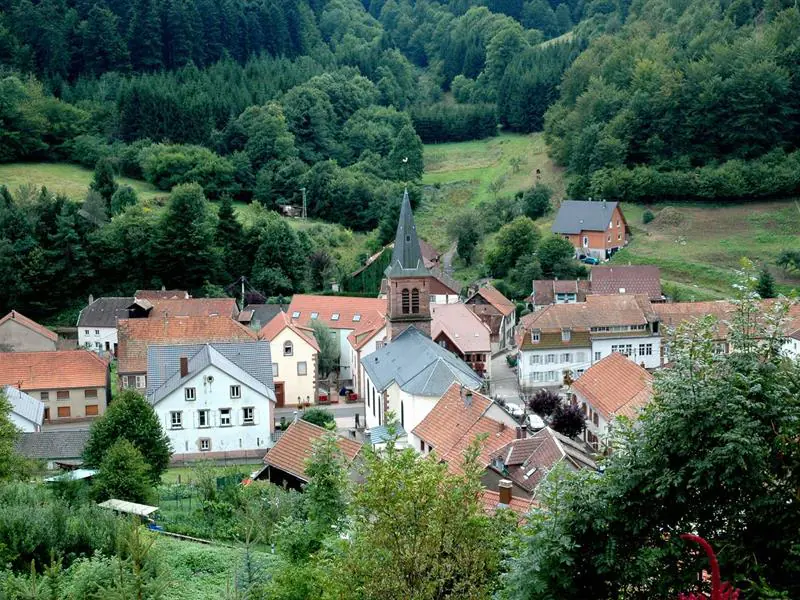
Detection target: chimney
<box><xmin>179</xmin><ymin>356</ymin><xmax>188</xmax><ymax>377</ymax></box>
<box><xmin>463</xmin><ymin>388</ymin><xmax>473</xmax><ymax>408</ymax></box>
<box><xmin>498</xmin><ymin>479</ymin><xmax>513</xmax><ymax>506</ymax></box>
<box><xmin>516</xmin><ymin>426</ymin><xmax>526</xmax><ymax>440</ymax></box>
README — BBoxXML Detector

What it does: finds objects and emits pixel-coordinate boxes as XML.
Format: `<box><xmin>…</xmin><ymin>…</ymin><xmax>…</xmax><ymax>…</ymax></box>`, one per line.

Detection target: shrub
<box><xmin>301</xmin><ymin>407</ymin><xmax>335</xmax><ymax>429</ymax></box>
<box><xmin>527</xmin><ymin>389</ymin><xmax>560</xmax><ymax>417</ymax></box>
<box><xmin>138</xmin><ymin>143</ymin><xmax>236</xmax><ymax>197</ymax></box>
<box><xmin>642</xmin><ymin>209</ymin><xmax>654</xmax><ymax>224</ymax></box>
<box><xmin>549</xmin><ymin>404</ymin><xmax>586</xmax><ymax>438</ymax></box>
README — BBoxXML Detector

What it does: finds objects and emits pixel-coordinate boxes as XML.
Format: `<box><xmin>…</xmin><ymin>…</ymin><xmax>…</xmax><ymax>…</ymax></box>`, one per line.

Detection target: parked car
<box><xmin>580</xmin><ymin>255</ymin><xmax>600</xmax><ymax>265</ymax></box>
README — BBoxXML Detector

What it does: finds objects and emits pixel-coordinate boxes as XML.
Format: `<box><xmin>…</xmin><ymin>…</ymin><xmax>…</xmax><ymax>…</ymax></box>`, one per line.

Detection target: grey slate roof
<box><xmin>77</xmin><ymin>297</ymin><xmax>134</xmax><ymax>328</ymax></box>
<box><xmin>362</xmin><ymin>327</ymin><xmax>482</xmax><ymax>397</ymax></box>
<box><xmin>146</xmin><ymin>341</ymin><xmax>275</xmax><ymax>405</ymax></box>
<box><xmin>245</xmin><ymin>304</ymin><xmax>287</xmax><ymax>329</ymax></box>
<box><xmin>551</xmin><ymin>200</ymin><xmax>619</xmax><ymax>235</ymax></box>
<box><xmin>367</xmin><ymin>424</ymin><xmax>407</xmax><ymax>446</ymax></box>
<box><xmin>4</xmin><ymin>385</ymin><xmax>44</xmax><ymax>426</ymax></box>
<box><xmin>385</xmin><ymin>189</ymin><xmax>429</xmax><ymax>278</ymax></box>
<box><xmin>16</xmin><ymin>430</ymin><xmax>90</xmax><ymax>460</ymax></box>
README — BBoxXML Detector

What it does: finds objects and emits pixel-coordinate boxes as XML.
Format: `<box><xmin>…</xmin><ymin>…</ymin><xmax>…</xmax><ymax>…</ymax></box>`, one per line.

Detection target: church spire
<box><xmin>385</xmin><ymin>188</ymin><xmax>429</xmax><ymax>278</ymax></box>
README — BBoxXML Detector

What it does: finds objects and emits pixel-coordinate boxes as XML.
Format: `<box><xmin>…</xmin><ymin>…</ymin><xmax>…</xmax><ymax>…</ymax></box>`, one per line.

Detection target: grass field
<box><xmin>0</xmin><ymin>162</ymin><xmax>164</xmax><ymax>202</ymax></box>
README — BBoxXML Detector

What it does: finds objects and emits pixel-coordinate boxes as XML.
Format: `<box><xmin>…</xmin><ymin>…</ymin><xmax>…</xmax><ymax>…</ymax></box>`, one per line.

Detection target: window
<box><xmin>420</xmin><ymin>439</ymin><xmax>425</xmax><ymax>452</ymax></box>
<box><xmin>532</xmin><ymin>372</ymin><xmax>542</xmax><ymax>382</ymax></box>
<box><xmin>531</xmin><ymin>330</ymin><xmax>540</xmax><ymax>342</ymax></box>
<box><xmin>283</xmin><ymin>341</ymin><xmax>293</xmax><ymax>356</ymax></box>
<box><xmin>291</xmin><ymin>311</ymin><xmax>300</xmax><ymax>318</ymax></box>
<box><xmin>219</xmin><ymin>408</ymin><xmax>231</xmax><ymax>426</ymax></box>
<box><xmin>122</xmin><ymin>375</ymin><xmax>129</xmax><ymax>388</ymax></box>
<box><xmin>185</xmin><ymin>387</ymin><xmax>196</xmax><ymax>401</ymax></box>
<box><xmin>57</xmin><ymin>406</ymin><xmax>70</xmax><ymax>418</ymax></box>
<box><xmin>170</xmin><ymin>411</ymin><xmax>182</xmax><ymax>429</ymax></box>
<box><xmin>617</xmin><ymin>219</ymin><xmax>621</xmax><ymax>227</ymax></box>
<box><xmin>331</xmin><ymin>313</ymin><xmax>339</xmax><ymax>321</ymax></box>
<box><xmin>40</xmin><ymin>392</ymin><xmax>49</xmax><ymax>401</ymax></box>
<box><xmin>577</xmin><ymin>369</ymin><xmax>585</xmax><ymax>376</ymax></box>
<box><xmin>411</xmin><ymin>288</ymin><xmax>420</xmax><ymax>313</ymax></box>
<box><xmin>56</xmin><ymin>390</ymin><xmax>70</xmax><ymax>400</ymax></box>
<box><xmin>200</xmin><ymin>438</ymin><xmax>211</xmax><ymax>451</ymax></box>
<box><xmin>135</xmin><ymin>375</ymin><xmax>146</xmax><ymax>388</ymax></box>
<box><xmin>353</xmin><ymin>314</ymin><xmax>361</xmax><ymax>322</ymax></box>
<box><xmin>376</xmin><ymin>340</ymin><xmax>385</xmax><ymax>349</ymax></box>
<box><xmin>562</xmin><ymin>353</ymin><xmax>572</xmax><ymax>363</ymax></box>
<box><xmin>297</xmin><ymin>362</ymin><xmax>308</xmax><ymax>376</ymax></box>
<box><xmin>85</xmin><ymin>404</ymin><xmax>98</xmax><ymax>416</ymax></box>
<box><xmin>607</xmin><ymin>235</ymin><xmax>611</xmax><ymax>242</ymax></box>
<box><xmin>617</xmin><ymin>233</ymin><xmax>622</xmax><ymax>241</ymax></box>
<box><xmin>529</xmin><ymin>354</ymin><xmax>542</xmax><ymax>365</ymax></box>
<box><xmin>242</xmin><ymin>407</ymin><xmax>254</xmax><ymax>424</ymax></box>
<box><xmin>43</xmin><ymin>407</ymin><xmax>50</xmax><ymax>420</ymax></box>
<box><xmin>94</xmin><ymin>329</ymin><xmax>99</xmax><ymax>335</ymax></box>
<box><xmin>372</xmin><ymin>388</ymin><xmax>375</xmax><ymax>417</ymax></box>
<box><xmin>400</xmin><ymin>401</ymin><xmax>404</xmax><ymax>428</ymax></box>
<box><xmin>198</xmin><ymin>409</ymin><xmax>210</xmax><ymax>427</ymax></box>
<box><xmin>310</xmin><ymin>312</ymin><xmax>319</xmax><ymax>320</ymax></box>
<box><xmin>583</xmin><ymin>236</ymin><xmax>589</xmax><ymax>247</ymax></box>
<box><xmin>84</xmin><ymin>329</ymin><xmax>89</xmax><ymax>335</ymax></box>
<box><xmin>84</xmin><ymin>389</ymin><xmax>97</xmax><ymax>399</ymax></box>
<box><xmin>545</xmin><ymin>354</ymin><xmax>556</xmax><ymax>364</ymax></box>
<box><xmin>593</xmin><ymin>413</ymin><xmax>599</xmax><ymax>426</ymax></box>
<box><xmin>230</xmin><ymin>385</ymin><xmax>241</xmax><ymax>399</ymax></box>
<box><xmin>562</xmin><ymin>329</ymin><xmax>571</xmax><ymax>342</ymax></box>
<box><xmin>638</xmin><ymin>343</ymin><xmax>653</xmax><ymax>356</ymax></box>
<box><xmin>612</xmin><ymin>344</ymin><xmax>633</xmax><ymax>356</ymax></box>
<box><xmin>401</xmin><ymin>289</ymin><xmax>410</xmax><ymax>314</ymax></box>
<box><xmin>272</xmin><ymin>363</ymin><xmax>279</xmax><ymax>377</ymax></box>
<box><xmin>95</xmin><ymin>342</ymin><xmax>102</xmax><ymax>350</ymax></box>
<box><xmin>594</xmin><ymin>351</ymin><xmax>602</xmax><ymax>361</ymax></box>
<box><xmin>545</xmin><ymin>371</ymin><xmax>556</xmax><ymax>382</ymax></box>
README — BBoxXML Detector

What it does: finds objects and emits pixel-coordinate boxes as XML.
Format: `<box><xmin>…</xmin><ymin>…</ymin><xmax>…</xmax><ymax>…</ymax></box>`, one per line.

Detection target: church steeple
<box><xmin>385</xmin><ymin>188</ymin><xmax>432</xmax><ymax>341</ymax></box>
<box><xmin>385</xmin><ymin>189</ymin><xmax>429</xmax><ymax>278</ymax></box>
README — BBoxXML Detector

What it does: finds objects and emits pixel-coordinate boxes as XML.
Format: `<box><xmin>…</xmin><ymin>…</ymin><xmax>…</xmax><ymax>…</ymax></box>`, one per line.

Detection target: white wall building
<box><xmin>76</xmin><ymin>297</ymin><xmax>133</xmax><ymax>355</ymax></box>
<box><xmin>4</xmin><ymin>385</ymin><xmax>44</xmax><ymax>432</ymax></box>
<box><xmin>147</xmin><ymin>343</ymin><xmax>275</xmax><ymax>460</ymax></box>
<box><xmin>259</xmin><ymin>312</ymin><xmax>318</xmax><ymax>407</ymax></box>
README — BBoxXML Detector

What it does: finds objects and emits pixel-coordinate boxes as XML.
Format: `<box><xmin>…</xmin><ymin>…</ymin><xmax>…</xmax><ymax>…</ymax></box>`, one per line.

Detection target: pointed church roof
<box><xmin>385</xmin><ymin>189</ymin><xmax>429</xmax><ymax>278</ymax></box>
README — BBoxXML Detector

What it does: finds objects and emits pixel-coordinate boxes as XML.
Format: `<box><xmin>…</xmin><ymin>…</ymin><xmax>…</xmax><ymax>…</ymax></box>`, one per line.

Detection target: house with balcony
<box><xmin>551</xmin><ymin>200</ymin><xmax>628</xmax><ymax>260</ymax></box>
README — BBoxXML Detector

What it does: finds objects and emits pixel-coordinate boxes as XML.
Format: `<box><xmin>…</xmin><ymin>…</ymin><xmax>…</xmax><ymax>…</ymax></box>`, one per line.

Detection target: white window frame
<box><xmin>291</xmin><ymin>311</ymin><xmax>300</xmax><ymax>318</ymax></box>
<box><xmin>594</xmin><ymin>351</ymin><xmax>602</xmax><ymax>361</ymax></box>
<box><xmin>199</xmin><ymin>438</ymin><xmax>211</xmax><ymax>451</ymax></box>
<box><xmin>638</xmin><ymin>343</ymin><xmax>653</xmax><ymax>356</ymax></box>
<box><xmin>532</xmin><ymin>330</ymin><xmax>540</xmax><ymax>342</ymax></box>
<box><xmin>529</xmin><ymin>354</ymin><xmax>542</xmax><ymax>365</ymax></box>
<box><xmin>170</xmin><ymin>411</ymin><xmax>182</xmax><ymax>429</ymax></box>
<box><xmin>94</xmin><ymin>329</ymin><xmax>99</xmax><ymax>335</ymax></box>
<box><xmin>242</xmin><ymin>407</ymin><xmax>254</xmax><ymax>425</ymax></box>
<box><xmin>135</xmin><ymin>375</ymin><xmax>146</xmax><ymax>388</ymax></box>
<box><xmin>545</xmin><ymin>354</ymin><xmax>556</xmax><ymax>364</ymax></box>
<box><xmin>582</xmin><ymin>236</ymin><xmax>589</xmax><ymax>247</ymax></box>
<box><xmin>185</xmin><ymin>387</ymin><xmax>196</xmax><ymax>401</ymax></box>
<box><xmin>562</xmin><ymin>329</ymin><xmax>571</xmax><ymax>342</ymax></box>
<box><xmin>310</xmin><ymin>312</ymin><xmax>319</xmax><ymax>320</ymax></box>
<box><xmin>297</xmin><ymin>361</ymin><xmax>308</xmax><ymax>376</ymax></box>
<box><xmin>121</xmin><ymin>375</ymin><xmax>129</xmax><ymax>388</ymax></box>
<box><xmin>198</xmin><ymin>409</ymin><xmax>210</xmax><ymax>428</ymax></box>
<box><xmin>272</xmin><ymin>362</ymin><xmax>279</xmax><ymax>377</ymax></box>
<box><xmin>283</xmin><ymin>341</ymin><xmax>293</xmax><ymax>356</ymax></box>
<box><xmin>331</xmin><ymin>313</ymin><xmax>339</xmax><ymax>321</ymax></box>
<box><xmin>562</xmin><ymin>353</ymin><xmax>572</xmax><ymax>363</ymax></box>
<box><xmin>84</xmin><ymin>329</ymin><xmax>89</xmax><ymax>335</ymax></box>
<box><xmin>219</xmin><ymin>408</ymin><xmax>232</xmax><ymax>427</ymax></box>
<box><xmin>230</xmin><ymin>385</ymin><xmax>241</xmax><ymax>399</ymax></box>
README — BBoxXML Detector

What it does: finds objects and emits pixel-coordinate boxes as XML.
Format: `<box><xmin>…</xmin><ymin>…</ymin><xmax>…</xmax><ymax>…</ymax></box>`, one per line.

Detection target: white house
<box><xmin>3</xmin><ymin>385</ymin><xmax>44</xmax><ymax>432</ymax></box>
<box><xmin>517</xmin><ymin>295</ymin><xmax>661</xmax><ymax>391</ymax></box>
<box><xmin>570</xmin><ymin>352</ymin><xmax>653</xmax><ymax>450</ymax></box>
<box><xmin>146</xmin><ymin>342</ymin><xmax>275</xmax><ymax>461</ymax></box>
<box><xmin>347</xmin><ymin>314</ymin><xmax>387</xmax><ymax>402</ymax></box>
<box><xmin>361</xmin><ymin>327</ymin><xmax>483</xmax><ymax>435</ymax></box>
<box><xmin>259</xmin><ymin>311</ymin><xmax>319</xmax><ymax>408</ymax></box>
<box><xmin>77</xmin><ymin>296</ymin><xmax>134</xmax><ymax>355</ymax></box>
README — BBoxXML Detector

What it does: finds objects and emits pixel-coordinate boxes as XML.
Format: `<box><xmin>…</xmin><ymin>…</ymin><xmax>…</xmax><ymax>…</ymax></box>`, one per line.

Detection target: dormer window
<box><xmin>331</xmin><ymin>313</ymin><xmax>339</xmax><ymax>321</ymax></box>
<box><xmin>562</xmin><ymin>328</ymin><xmax>571</xmax><ymax>342</ymax></box>
<box><xmin>353</xmin><ymin>314</ymin><xmax>361</xmax><ymax>322</ymax></box>
<box><xmin>291</xmin><ymin>311</ymin><xmax>300</xmax><ymax>318</ymax></box>
<box><xmin>405</xmin><ymin>235</ymin><xmax>411</xmax><ymax>242</ymax></box>
<box><xmin>310</xmin><ymin>312</ymin><xmax>318</xmax><ymax>320</ymax></box>
<box><xmin>532</xmin><ymin>330</ymin><xmax>540</xmax><ymax>343</ymax></box>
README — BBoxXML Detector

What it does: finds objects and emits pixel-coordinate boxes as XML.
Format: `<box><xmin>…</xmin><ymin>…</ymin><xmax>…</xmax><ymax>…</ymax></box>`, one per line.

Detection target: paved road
<box><xmin>489</xmin><ymin>350</ymin><xmax>523</xmax><ymax>410</ymax></box>
<box><xmin>275</xmin><ymin>401</ymin><xmax>366</xmax><ymax>431</ymax></box>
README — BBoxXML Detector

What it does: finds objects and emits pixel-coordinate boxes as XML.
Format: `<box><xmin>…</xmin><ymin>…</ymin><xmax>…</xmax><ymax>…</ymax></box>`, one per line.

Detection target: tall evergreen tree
<box><xmin>89</xmin><ymin>158</ymin><xmax>118</xmax><ymax>206</ymax></box>
<box><xmin>128</xmin><ymin>0</ymin><xmax>163</xmax><ymax>72</ymax></box>
<box><xmin>48</xmin><ymin>202</ymin><xmax>93</xmax><ymax>298</ymax></box>
<box><xmin>80</xmin><ymin>3</ymin><xmax>129</xmax><ymax>74</ymax></box>
<box><xmin>387</xmin><ymin>124</ymin><xmax>424</xmax><ymax>181</ymax></box>
<box><xmin>215</xmin><ymin>194</ymin><xmax>248</xmax><ymax>280</ymax></box>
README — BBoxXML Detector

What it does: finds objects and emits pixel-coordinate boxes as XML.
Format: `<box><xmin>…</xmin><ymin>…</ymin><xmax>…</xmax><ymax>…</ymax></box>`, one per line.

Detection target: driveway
<box><xmin>275</xmin><ymin>401</ymin><xmax>366</xmax><ymax>431</ymax></box>
<box><xmin>489</xmin><ymin>350</ymin><xmax>522</xmax><ymax>409</ymax></box>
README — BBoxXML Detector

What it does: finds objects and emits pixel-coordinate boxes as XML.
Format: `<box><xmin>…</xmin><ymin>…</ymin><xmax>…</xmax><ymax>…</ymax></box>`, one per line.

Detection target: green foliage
<box><xmin>642</xmin><ymin>209</ymin><xmax>654</xmax><ymax>224</ymax></box>
<box><xmin>521</xmin><ymin>183</ymin><xmax>552</xmax><ymax>219</ymax></box>
<box><xmin>0</xmin><ymin>388</ymin><xmax>29</xmax><ymax>482</ymax></box>
<box><xmin>411</xmin><ymin>103</ymin><xmax>497</xmax><ymax>143</ymax></box>
<box><xmin>109</xmin><ymin>186</ymin><xmax>138</xmax><ymax>216</ymax></box>
<box><xmin>92</xmin><ymin>439</ymin><xmax>155</xmax><ymax>504</ymax></box>
<box><xmin>777</xmin><ymin>249</ymin><xmax>800</xmax><ymax>274</ymax></box>
<box><xmin>548</xmin><ymin>404</ymin><xmax>586</xmax><ymax>438</ymax></box>
<box><xmin>249</xmin><ymin>209</ymin><xmax>309</xmax><ymax>295</ymax></box>
<box><xmin>503</xmin><ymin>282</ymin><xmax>800</xmax><ymax>598</ymax></box>
<box><xmin>89</xmin><ymin>158</ymin><xmax>118</xmax><ymax>206</ymax></box>
<box><xmin>83</xmin><ymin>390</ymin><xmax>172</xmax><ymax>482</ymax></box>
<box><xmin>309</xmin><ymin>321</ymin><xmax>340</xmax><ymax>379</ymax></box>
<box><xmin>447</xmin><ymin>209</ymin><xmax>482</xmax><ymax>265</ymax></box>
<box><xmin>139</xmin><ymin>144</ymin><xmax>235</xmax><ymax>198</ymax></box>
<box><xmin>301</xmin><ymin>408</ymin><xmax>335</xmax><ymax>430</ymax></box>
<box><xmin>537</xmin><ymin>235</ymin><xmax>582</xmax><ymax>279</ymax></box>
<box><xmin>756</xmin><ymin>267</ymin><xmax>777</xmax><ymax>298</ymax></box>
<box><xmin>485</xmin><ymin>216</ymin><xmax>540</xmax><ymax>277</ymax></box>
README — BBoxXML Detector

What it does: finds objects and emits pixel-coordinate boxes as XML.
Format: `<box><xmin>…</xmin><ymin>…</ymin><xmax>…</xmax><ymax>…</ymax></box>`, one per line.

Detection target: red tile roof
<box><xmin>431</xmin><ymin>304</ymin><xmax>491</xmax><ymax>353</ymax></box>
<box><xmin>264</xmin><ymin>419</ymin><xmax>362</xmax><ymax>482</ymax></box>
<box><xmin>442</xmin><ymin>415</ymin><xmax>517</xmax><ymax>475</ymax></box>
<box><xmin>0</xmin><ymin>311</ymin><xmax>58</xmax><ymax>342</ymax></box>
<box><xmin>480</xmin><ymin>489</ymin><xmax>536</xmax><ymax>517</ymax></box>
<box><xmin>572</xmin><ymin>352</ymin><xmax>653</xmax><ymax>421</ymax></box>
<box><xmin>652</xmin><ymin>301</ymin><xmax>735</xmax><ymax>339</ymax></box>
<box><xmin>287</xmin><ymin>294</ymin><xmax>386</xmax><ymax>330</ymax></box>
<box><xmin>468</xmin><ymin>285</ymin><xmax>516</xmax><ymax>316</ymax></box>
<box><xmin>346</xmin><ymin>311</ymin><xmax>386</xmax><ymax>351</ymax></box>
<box><xmin>117</xmin><ymin>316</ymin><xmax>257</xmax><ymax>374</ymax></box>
<box><xmin>0</xmin><ymin>350</ymin><xmax>108</xmax><ymax>390</ymax></box>
<box><xmin>258</xmin><ymin>312</ymin><xmax>320</xmax><ymax>352</ymax></box>
<box><xmin>135</xmin><ymin>289</ymin><xmax>189</xmax><ymax>300</ymax></box>
<box><xmin>149</xmin><ymin>298</ymin><xmax>239</xmax><ymax>319</ymax></box>
<box><xmin>521</xmin><ymin>294</ymin><xmax>654</xmax><ymax>331</ymax></box>
<box><xmin>531</xmin><ymin>280</ymin><xmax>590</xmax><ymax>306</ymax></box>
<box><xmin>590</xmin><ymin>265</ymin><xmax>663</xmax><ymax>301</ymax></box>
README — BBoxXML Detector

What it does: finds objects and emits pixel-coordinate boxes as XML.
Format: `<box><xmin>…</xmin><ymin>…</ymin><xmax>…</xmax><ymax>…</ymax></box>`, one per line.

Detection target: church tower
<box><xmin>385</xmin><ymin>189</ymin><xmax>432</xmax><ymax>341</ymax></box>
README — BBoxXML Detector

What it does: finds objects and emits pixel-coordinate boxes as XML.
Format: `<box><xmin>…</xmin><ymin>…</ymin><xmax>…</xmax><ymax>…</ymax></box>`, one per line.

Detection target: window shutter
<box><xmin>192</xmin><ymin>411</ymin><xmax>196</xmax><ymax>428</ymax></box>
<box><xmin>253</xmin><ymin>407</ymin><xmax>258</xmax><ymax>425</ymax></box>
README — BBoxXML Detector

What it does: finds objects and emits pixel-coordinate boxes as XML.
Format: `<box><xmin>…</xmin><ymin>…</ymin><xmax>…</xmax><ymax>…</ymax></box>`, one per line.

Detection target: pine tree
<box><xmin>216</xmin><ymin>194</ymin><xmax>248</xmax><ymax>279</ymax></box>
<box><xmin>756</xmin><ymin>267</ymin><xmax>777</xmax><ymax>298</ymax></box>
<box><xmin>89</xmin><ymin>158</ymin><xmax>118</xmax><ymax>206</ymax></box>
<box><xmin>48</xmin><ymin>203</ymin><xmax>93</xmax><ymax>297</ymax></box>
<box><xmin>80</xmin><ymin>3</ymin><xmax>129</xmax><ymax>74</ymax></box>
<box><xmin>387</xmin><ymin>124</ymin><xmax>424</xmax><ymax>182</ymax></box>
<box><xmin>128</xmin><ymin>0</ymin><xmax>163</xmax><ymax>72</ymax></box>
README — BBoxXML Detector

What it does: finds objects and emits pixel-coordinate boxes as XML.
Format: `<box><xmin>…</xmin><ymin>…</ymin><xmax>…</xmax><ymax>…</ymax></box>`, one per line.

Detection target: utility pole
<box><xmin>241</xmin><ymin>276</ymin><xmax>245</xmax><ymax>310</ymax></box>
<box><xmin>300</xmin><ymin>187</ymin><xmax>307</xmax><ymax>219</ymax></box>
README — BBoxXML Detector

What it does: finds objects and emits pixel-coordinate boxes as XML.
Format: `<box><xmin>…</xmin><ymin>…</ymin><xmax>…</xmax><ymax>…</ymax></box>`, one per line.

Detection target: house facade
<box><xmin>146</xmin><ymin>342</ymin><xmax>275</xmax><ymax>461</ymax></box>
<box><xmin>431</xmin><ymin>303</ymin><xmax>492</xmax><ymax>380</ymax></box>
<box><xmin>347</xmin><ymin>314</ymin><xmax>387</xmax><ymax>403</ymax></box>
<box><xmin>551</xmin><ymin>200</ymin><xmax>628</xmax><ymax>260</ymax></box>
<box><xmin>77</xmin><ymin>296</ymin><xmax>134</xmax><ymax>355</ymax></box>
<box><xmin>4</xmin><ymin>385</ymin><xmax>45</xmax><ymax>432</ymax></box>
<box><xmin>0</xmin><ymin>311</ymin><xmax>58</xmax><ymax>352</ymax></box>
<box><xmin>0</xmin><ymin>350</ymin><xmax>109</xmax><ymax>422</ymax></box>
<box><xmin>465</xmin><ymin>284</ymin><xmax>517</xmax><ymax>351</ymax></box>
<box><xmin>517</xmin><ymin>295</ymin><xmax>661</xmax><ymax>391</ymax></box>
<box><xmin>259</xmin><ymin>312</ymin><xmax>319</xmax><ymax>407</ymax></box>
<box><xmin>570</xmin><ymin>352</ymin><xmax>653</xmax><ymax>450</ymax></box>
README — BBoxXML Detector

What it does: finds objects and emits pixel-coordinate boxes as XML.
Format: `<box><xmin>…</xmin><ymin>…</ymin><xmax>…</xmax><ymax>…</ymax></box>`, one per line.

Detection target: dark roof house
<box><xmin>385</xmin><ymin>189</ymin><xmax>429</xmax><ymax>278</ymax></box>
<box><xmin>77</xmin><ymin>297</ymin><xmax>135</xmax><ymax>328</ymax></box>
<box><xmin>16</xmin><ymin>430</ymin><xmax>91</xmax><ymax>467</ymax></box>
<box><xmin>551</xmin><ymin>200</ymin><xmax>620</xmax><ymax>234</ymax></box>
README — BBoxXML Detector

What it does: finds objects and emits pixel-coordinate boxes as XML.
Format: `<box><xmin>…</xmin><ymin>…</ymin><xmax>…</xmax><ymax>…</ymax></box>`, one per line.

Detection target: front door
<box><xmin>274</xmin><ymin>382</ymin><xmax>285</xmax><ymax>407</ymax></box>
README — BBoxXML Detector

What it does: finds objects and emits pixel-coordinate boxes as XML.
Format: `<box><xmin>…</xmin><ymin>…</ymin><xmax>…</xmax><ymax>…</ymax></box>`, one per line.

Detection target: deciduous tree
<box><xmin>92</xmin><ymin>438</ymin><xmax>154</xmax><ymax>504</ymax></box>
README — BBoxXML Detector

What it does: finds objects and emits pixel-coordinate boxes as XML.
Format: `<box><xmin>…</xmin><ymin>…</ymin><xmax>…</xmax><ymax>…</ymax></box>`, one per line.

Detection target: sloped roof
<box><xmin>3</xmin><ymin>385</ymin><xmax>44</xmax><ymax>426</ymax></box>
<box><xmin>148</xmin><ymin>343</ymin><xmax>275</xmax><ymax>405</ymax></box>
<box><xmin>0</xmin><ymin>350</ymin><xmax>108</xmax><ymax>390</ymax></box>
<box><xmin>0</xmin><ymin>311</ymin><xmax>58</xmax><ymax>342</ymax></box>
<box><xmin>77</xmin><ymin>297</ymin><xmax>134</xmax><ymax>328</ymax></box>
<box><xmin>346</xmin><ymin>311</ymin><xmax>386</xmax><ymax>351</ymax></box>
<box><xmin>245</xmin><ymin>304</ymin><xmax>287</xmax><ymax>329</ymax></box>
<box><xmin>551</xmin><ymin>200</ymin><xmax>620</xmax><ymax>234</ymax></box>
<box><xmin>652</xmin><ymin>300</ymin><xmax>734</xmax><ymax>339</ymax></box>
<box><xmin>518</xmin><ymin>329</ymin><xmax>592</xmax><ymax>351</ymax></box>
<box><xmin>590</xmin><ymin>265</ymin><xmax>663</xmax><ymax>301</ymax></box>
<box><xmin>366</xmin><ymin>424</ymin><xmax>407</xmax><ymax>445</ymax></box>
<box><xmin>362</xmin><ymin>327</ymin><xmax>482</xmax><ymax>396</ymax></box>
<box><xmin>418</xmin><ymin>238</ymin><xmax>441</xmax><ymax>269</ymax></box>
<box><xmin>480</xmin><ymin>489</ymin><xmax>536</xmax><ymax>517</ymax></box>
<box><xmin>531</xmin><ymin>280</ymin><xmax>590</xmax><ymax>306</ymax></box>
<box><xmin>16</xmin><ymin>430</ymin><xmax>91</xmax><ymax>459</ymax></box>
<box><xmin>572</xmin><ymin>352</ymin><xmax>653</xmax><ymax>421</ymax></box>
<box><xmin>467</xmin><ymin>285</ymin><xmax>516</xmax><ymax>316</ymax></box>
<box><xmin>264</xmin><ymin>419</ymin><xmax>362</xmax><ymax>483</ymax></box>
<box><xmin>490</xmin><ymin>428</ymin><xmax>597</xmax><ymax>492</ymax></box>
<box><xmin>118</xmin><ymin>316</ymin><xmax>257</xmax><ymax>374</ymax></box>
<box><xmin>287</xmin><ymin>295</ymin><xmax>386</xmax><ymax>330</ymax></box>
<box><xmin>149</xmin><ymin>298</ymin><xmax>239</xmax><ymax>319</ymax></box>
<box><xmin>259</xmin><ymin>312</ymin><xmax>320</xmax><ymax>352</ymax></box>
<box><xmin>431</xmin><ymin>303</ymin><xmax>491</xmax><ymax>353</ymax></box>
<box><xmin>385</xmin><ymin>189</ymin><xmax>429</xmax><ymax>278</ymax></box>
<box><xmin>521</xmin><ymin>294</ymin><xmax>654</xmax><ymax>331</ymax></box>
<box><xmin>135</xmin><ymin>289</ymin><xmax>189</xmax><ymax>300</ymax></box>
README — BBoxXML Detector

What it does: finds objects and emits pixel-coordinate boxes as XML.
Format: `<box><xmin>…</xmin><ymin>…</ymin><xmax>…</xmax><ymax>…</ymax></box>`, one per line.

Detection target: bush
<box><xmin>301</xmin><ymin>407</ymin><xmax>335</xmax><ymax>429</ymax></box>
<box><xmin>527</xmin><ymin>389</ymin><xmax>560</xmax><ymax>417</ymax></box>
<box><xmin>138</xmin><ymin>143</ymin><xmax>236</xmax><ymax>198</ymax></box>
<box><xmin>549</xmin><ymin>404</ymin><xmax>586</xmax><ymax>438</ymax></box>
<box><xmin>642</xmin><ymin>209</ymin><xmax>654</xmax><ymax>224</ymax></box>
<box><xmin>92</xmin><ymin>439</ymin><xmax>155</xmax><ymax>504</ymax></box>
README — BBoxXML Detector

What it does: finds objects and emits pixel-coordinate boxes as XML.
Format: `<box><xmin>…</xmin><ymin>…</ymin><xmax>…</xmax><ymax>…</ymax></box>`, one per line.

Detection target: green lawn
<box><xmin>0</xmin><ymin>162</ymin><xmax>164</xmax><ymax>202</ymax></box>
<box><xmin>613</xmin><ymin>201</ymin><xmax>800</xmax><ymax>299</ymax></box>
<box><xmin>162</xmin><ymin>464</ymin><xmax>263</xmax><ymax>485</ymax></box>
